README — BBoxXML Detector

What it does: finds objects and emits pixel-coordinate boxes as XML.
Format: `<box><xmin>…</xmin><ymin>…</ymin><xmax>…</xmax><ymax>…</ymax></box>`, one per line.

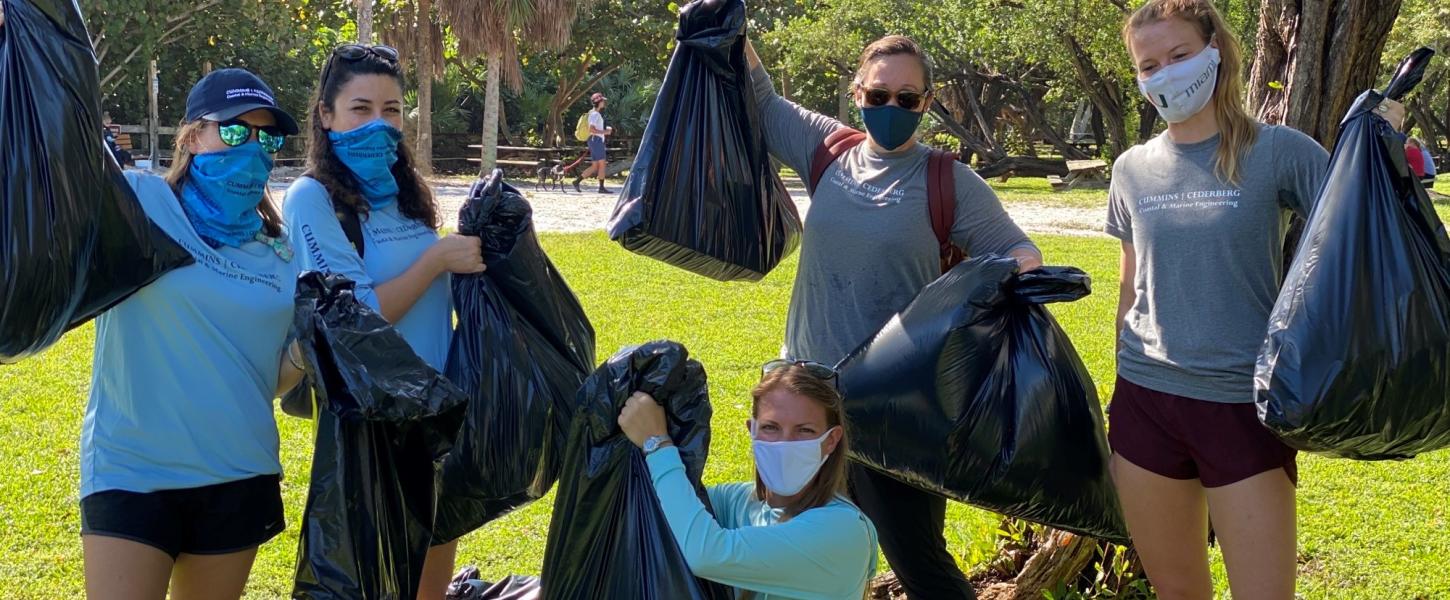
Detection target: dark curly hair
<box><xmin>304</xmin><ymin>48</ymin><xmax>439</xmax><ymax>229</ymax></box>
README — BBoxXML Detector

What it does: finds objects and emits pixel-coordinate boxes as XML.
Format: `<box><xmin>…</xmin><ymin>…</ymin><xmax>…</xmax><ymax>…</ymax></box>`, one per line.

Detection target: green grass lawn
<box><xmin>2</xmin><ymin>232</ymin><xmax>1448</xmax><ymax>599</ymax></box>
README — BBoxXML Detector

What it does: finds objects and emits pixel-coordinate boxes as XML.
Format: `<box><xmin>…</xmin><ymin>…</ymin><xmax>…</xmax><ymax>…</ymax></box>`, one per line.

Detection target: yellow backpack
<box><xmin>575</xmin><ymin>113</ymin><xmax>591</xmax><ymax>142</ymax></box>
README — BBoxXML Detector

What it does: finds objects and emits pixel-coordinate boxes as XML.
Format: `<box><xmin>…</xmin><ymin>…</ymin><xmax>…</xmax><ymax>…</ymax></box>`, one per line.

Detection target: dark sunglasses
<box><xmin>320</xmin><ymin>44</ymin><xmax>401</xmax><ymax>88</ymax></box>
<box><xmin>333</xmin><ymin>44</ymin><xmax>400</xmax><ymax>63</ymax></box>
<box><xmin>762</xmin><ymin>359</ymin><xmax>839</xmax><ymax>385</ymax></box>
<box><xmin>858</xmin><ymin>85</ymin><xmax>929</xmax><ymax>112</ymax></box>
<box><xmin>216</xmin><ymin>119</ymin><xmax>286</xmax><ymax>154</ymax></box>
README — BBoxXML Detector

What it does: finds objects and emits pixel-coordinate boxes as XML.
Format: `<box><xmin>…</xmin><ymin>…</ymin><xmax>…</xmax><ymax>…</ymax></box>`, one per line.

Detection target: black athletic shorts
<box><xmin>80</xmin><ymin>474</ymin><xmax>285</xmax><ymax>559</ymax></box>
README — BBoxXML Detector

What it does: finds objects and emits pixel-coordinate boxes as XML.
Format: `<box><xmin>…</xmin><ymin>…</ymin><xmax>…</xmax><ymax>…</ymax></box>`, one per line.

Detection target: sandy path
<box><xmin>271</xmin><ymin>179</ymin><xmax>1107</xmax><ymax>237</ymax></box>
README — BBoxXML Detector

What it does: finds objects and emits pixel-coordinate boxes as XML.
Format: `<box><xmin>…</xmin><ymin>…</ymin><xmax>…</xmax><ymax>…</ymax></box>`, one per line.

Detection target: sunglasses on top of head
<box><xmin>856</xmin><ymin>84</ymin><xmax>930</xmax><ymax>112</ymax></box>
<box><xmin>761</xmin><ymin>359</ymin><xmax>839</xmax><ymax>386</ymax></box>
<box><xmin>320</xmin><ymin>44</ymin><xmax>401</xmax><ymax>85</ymax></box>
<box><xmin>216</xmin><ymin>119</ymin><xmax>286</xmax><ymax>154</ymax></box>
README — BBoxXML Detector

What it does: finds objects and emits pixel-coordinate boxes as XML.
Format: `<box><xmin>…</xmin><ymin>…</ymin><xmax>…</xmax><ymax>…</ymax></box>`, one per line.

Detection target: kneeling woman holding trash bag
<box><xmin>619</xmin><ymin>360</ymin><xmax>879</xmax><ymax>600</ymax></box>
<box><xmin>282</xmin><ymin>44</ymin><xmax>485</xmax><ymax>599</ymax></box>
<box><xmin>1108</xmin><ymin>1</ymin><xmax>1407</xmax><ymax>598</ymax></box>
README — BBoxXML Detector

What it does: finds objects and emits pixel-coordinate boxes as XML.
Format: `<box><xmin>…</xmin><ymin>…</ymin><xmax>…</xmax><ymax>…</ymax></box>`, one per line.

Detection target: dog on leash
<box><xmin>534</xmin><ymin>153</ymin><xmax>593</xmax><ymax>193</ymax></box>
<box><xmin>535</xmin><ymin>158</ymin><xmax>566</xmax><ymax>192</ymax></box>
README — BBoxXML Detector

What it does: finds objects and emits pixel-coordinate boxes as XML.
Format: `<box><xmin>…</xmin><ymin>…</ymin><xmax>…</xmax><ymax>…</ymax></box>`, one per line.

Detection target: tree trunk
<box><xmin>974</xmin><ymin>156</ymin><xmax>1068</xmax><ymax>179</ymax></box>
<box><xmin>977</xmin><ymin>531</ymin><xmax>1097</xmax><ymax>600</ymax></box>
<box><xmin>1012</xmin><ymin>85</ymin><xmax>1090</xmax><ymax>161</ymax></box>
<box><xmin>480</xmin><ymin>53</ymin><xmax>501</xmax><ymax>175</ymax></box>
<box><xmin>1246</xmin><ymin>0</ymin><xmax>1403</xmax><ymax>146</ymax></box>
<box><xmin>147</xmin><ymin>58</ymin><xmax>159</xmax><ymax>170</ymax></box>
<box><xmin>1061</xmin><ymin>33</ymin><xmax>1129</xmax><ymax>158</ymax></box>
<box><xmin>356</xmin><ymin>0</ymin><xmax>374</xmax><ymax>45</ymax></box>
<box><xmin>838</xmin><ymin>74</ymin><xmax>853</xmax><ymax>123</ymax></box>
<box><xmin>415</xmin><ymin>0</ymin><xmax>434</xmax><ymax>176</ymax></box>
<box><xmin>1136</xmin><ymin>96</ymin><xmax>1159</xmax><ymax>143</ymax></box>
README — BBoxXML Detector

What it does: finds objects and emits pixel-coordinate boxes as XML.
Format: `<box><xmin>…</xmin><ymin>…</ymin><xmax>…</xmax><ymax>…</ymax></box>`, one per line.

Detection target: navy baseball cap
<box><xmin>184</xmin><ymin>68</ymin><xmax>300</xmax><ymax>135</ymax></box>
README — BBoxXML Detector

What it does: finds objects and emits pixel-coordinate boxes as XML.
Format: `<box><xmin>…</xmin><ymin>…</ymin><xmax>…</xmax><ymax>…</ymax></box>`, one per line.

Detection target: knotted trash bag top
<box><xmin>606</xmin><ymin>0</ymin><xmax>801</xmax><ymax>282</ymax></box>
<box><xmin>838</xmin><ymin>257</ymin><xmax>1128</xmax><ymax>543</ymax></box>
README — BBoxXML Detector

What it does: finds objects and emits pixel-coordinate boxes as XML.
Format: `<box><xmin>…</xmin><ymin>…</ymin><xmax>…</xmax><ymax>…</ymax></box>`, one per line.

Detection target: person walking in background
<box><xmin>574</xmin><ymin>92</ymin><xmax>614</xmax><ymax>194</ymax></box>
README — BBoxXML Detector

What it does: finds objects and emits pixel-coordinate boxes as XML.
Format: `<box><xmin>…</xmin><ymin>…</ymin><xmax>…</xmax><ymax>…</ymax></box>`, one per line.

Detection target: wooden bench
<box><xmin>1049</xmin><ymin>159</ymin><xmax>1109</xmax><ymax>191</ymax></box>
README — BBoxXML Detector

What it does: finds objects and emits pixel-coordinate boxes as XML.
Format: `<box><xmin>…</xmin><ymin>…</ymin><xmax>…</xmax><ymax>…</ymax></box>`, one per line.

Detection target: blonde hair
<box><xmin>164</xmin><ymin>120</ymin><xmax>284</xmax><ymax>238</ymax></box>
<box><xmin>750</xmin><ymin>365</ymin><xmax>851</xmax><ymax>520</ymax></box>
<box><xmin>1125</xmin><ymin>0</ymin><xmax>1258</xmax><ymax>185</ymax></box>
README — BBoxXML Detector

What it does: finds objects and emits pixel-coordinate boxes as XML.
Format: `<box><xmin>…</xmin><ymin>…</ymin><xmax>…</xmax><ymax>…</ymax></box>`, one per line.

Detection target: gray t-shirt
<box><xmin>1105</xmin><ymin>125</ymin><xmax>1328</xmax><ymax>403</ymax></box>
<box><xmin>749</xmin><ymin>66</ymin><xmax>1037</xmax><ymax>365</ymax></box>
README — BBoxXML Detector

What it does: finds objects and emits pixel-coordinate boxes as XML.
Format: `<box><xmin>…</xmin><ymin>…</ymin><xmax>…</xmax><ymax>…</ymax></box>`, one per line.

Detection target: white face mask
<box><xmin>751</xmin><ymin>422</ymin><xmax>838</xmax><ymax>497</ymax></box>
<box><xmin>1138</xmin><ymin>45</ymin><xmax>1220</xmax><ymax>123</ymax></box>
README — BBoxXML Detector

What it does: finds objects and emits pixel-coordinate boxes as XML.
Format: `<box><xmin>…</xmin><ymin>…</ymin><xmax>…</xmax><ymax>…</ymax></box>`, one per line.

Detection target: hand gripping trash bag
<box><xmin>433</xmin><ymin>171</ymin><xmax>597</xmax><ymax>542</ymax></box>
<box><xmin>837</xmin><ymin>257</ymin><xmax>1128</xmax><ymax>543</ymax></box>
<box><xmin>0</xmin><ymin>0</ymin><xmax>191</xmax><ymax>362</ymax></box>
<box><xmin>540</xmin><ymin>341</ymin><xmax>732</xmax><ymax>600</ymax></box>
<box><xmin>606</xmin><ymin>0</ymin><xmax>801</xmax><ymax>282</ymax></box>
<box><xmin>1256</xmin><ymin>48</ymin><xmax>1450</xmax><ymax>460</ymax></box>
<box><xmin>290</xmin><ymin>272</ymin><xmax>467</xmax><ymax>600</ymax></box>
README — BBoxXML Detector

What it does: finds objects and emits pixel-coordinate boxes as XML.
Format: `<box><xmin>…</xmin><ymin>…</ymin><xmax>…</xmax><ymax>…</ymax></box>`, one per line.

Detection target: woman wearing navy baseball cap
<box><xmin>21</xmin><ymin>53</ymin><xmax>306</xmax><ymax>598</ymax></box>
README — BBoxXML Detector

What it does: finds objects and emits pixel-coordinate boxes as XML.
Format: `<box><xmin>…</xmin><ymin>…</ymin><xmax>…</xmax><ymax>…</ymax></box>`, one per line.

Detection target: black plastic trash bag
<box><xmin>1</xmin><ymin>0</ymin><xmax>192</xmax><ymax>362</ymax></box>
<box><xmin>433</xmin><ymin>171</ymin><xmax>597</xmax><ymax>542</ymax></box>
<box><xmin>837</xmin><ymin>257</ymin><xmax>1128</xmax><ymax>543</ymax></box>
<box><xmin>290</xmin><ymin>272</ymin><xmax>467</xmax><ymax>600</ymax></box>
<box><xmin>1256</xmin><ymin>48</ymin><xmax>1450</xmax><ymax>460</ymax></box>
<box><xmin>446</xmin><ymin>568</ymin><xmax>542</xmax><ymax>600</ymax></box>
<box><xmin>540</xmin><ymin>341</ymin><xmax>732</xmax><ymax>600</ymax></box>
<box><xmin>606</xmin><ymin>0</ymin><xmax>801</xmax><ymax>282</ymax></box>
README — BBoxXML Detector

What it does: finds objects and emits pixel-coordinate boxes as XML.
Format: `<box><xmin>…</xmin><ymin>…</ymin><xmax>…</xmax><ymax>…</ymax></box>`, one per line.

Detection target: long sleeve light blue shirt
<box><xmin>646</xmin><ymin>447</ymin><xmax>878</xmax><ymax>600</ymax></box>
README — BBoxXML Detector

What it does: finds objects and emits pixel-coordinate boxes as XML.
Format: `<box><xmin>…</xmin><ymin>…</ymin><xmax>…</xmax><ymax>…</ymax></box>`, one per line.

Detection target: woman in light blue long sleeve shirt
<box><xmin>619</xmin><ymin>360</ymin><xmax>879</xmax><ymax>600</ymax></box>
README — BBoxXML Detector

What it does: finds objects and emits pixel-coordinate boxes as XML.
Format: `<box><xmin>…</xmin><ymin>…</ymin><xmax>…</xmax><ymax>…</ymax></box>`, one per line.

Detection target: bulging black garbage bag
<box><xmin>446</xmin><ymin>568</ymin><xmax>542</xmax><ymax>600</ymax></box>
<box><xmin>0</xmin><ymin>0</ymin><xmax>192</xmax><ymax>362</ymax></box>
<box><xmin>606</xmin><ymin>0</ymin><xmax>801</xmax><ymax>282</ymax></box>
<box><xmin>540</xmin><ymin>341</ymin><xmax>732</xmax><ymax>600</ymax></box>
<box><xmin>837</xmin><ymin>257</ymin><xmax>1128</xmax><ymax>543</ymax></box>
<box><xmin>290</xmin><ymin>272</ymin><xmax>467</xmax><ymax>600</ymax></box>
<box><xmin>433</xmin><ymin>171</ymin><xmax>597</xmax><ymax>542</ymax></box>
<box><xmin>1256</xmin><ymin>48</ymin><xmax>1450</xmax><ymax>460</ymax></box>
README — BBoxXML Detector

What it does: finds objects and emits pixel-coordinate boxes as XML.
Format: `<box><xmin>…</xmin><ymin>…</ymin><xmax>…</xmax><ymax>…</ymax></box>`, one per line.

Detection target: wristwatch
<box><xmin>643</xmin><ymin>435</ymin><xmax>674</xmax><ymax>456</ymax></box>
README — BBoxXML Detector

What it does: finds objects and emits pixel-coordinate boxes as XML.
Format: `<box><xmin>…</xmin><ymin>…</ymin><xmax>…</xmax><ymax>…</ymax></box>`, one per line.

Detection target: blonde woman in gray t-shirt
<box><xmin>1109</xmin><ymin>2</ymin><xmax>1406</xmax><ymax>599</ymax></box>
<box><xmin>744</xmin><ymin>36</ymin><xmax>1041</xmax><ymax>600</ymax></box>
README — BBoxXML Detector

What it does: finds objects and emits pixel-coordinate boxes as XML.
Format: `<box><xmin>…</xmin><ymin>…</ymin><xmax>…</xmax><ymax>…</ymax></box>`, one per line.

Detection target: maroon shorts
<box><xmin>1108</xmin><ymin>376</ymin><xmax>1297</xmax><ymax>488</ymax></box>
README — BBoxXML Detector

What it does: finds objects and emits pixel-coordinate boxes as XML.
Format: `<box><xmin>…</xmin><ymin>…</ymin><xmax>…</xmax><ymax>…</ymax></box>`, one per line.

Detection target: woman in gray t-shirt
<box><xmin>1110</xmin><ymin>2</ymin><xmax>1406</xmax><ymax>598</ymax></box>
<box><xmin>744</xmin><ymin>35</ymin><xmax>1041</xmax><ymax>600</ymax></box>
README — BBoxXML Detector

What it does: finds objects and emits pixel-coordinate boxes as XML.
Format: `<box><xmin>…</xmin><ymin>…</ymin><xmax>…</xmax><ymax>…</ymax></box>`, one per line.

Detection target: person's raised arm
<box><xmin>743</xmin><ymin>40</ymin><xmax>845</xmax><ymax>181</ymax></box>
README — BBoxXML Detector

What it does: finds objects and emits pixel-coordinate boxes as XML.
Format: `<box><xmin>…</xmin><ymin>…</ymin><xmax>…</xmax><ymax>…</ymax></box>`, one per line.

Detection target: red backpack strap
<box><xmin>927</xmin><ymin>149</ymin><xmax>965</xmax><ymax>272</ymax></box>
<box><xmin>808</xmin><ymin>127</ymin><xmax>867</xmax><ymax>195</ymax></box>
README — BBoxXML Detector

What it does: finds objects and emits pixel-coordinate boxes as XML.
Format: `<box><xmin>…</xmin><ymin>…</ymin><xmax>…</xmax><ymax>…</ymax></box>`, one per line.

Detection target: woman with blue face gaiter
<box><xmin>63</xmin><ymin>67</ymin><xmax>303</xmax><ymax>600</ymax></box>
<box><xmin>740</xmin><ymin>35</ymin><xmax>1042</xmax><ymax>600</ymax></box>
<box><xmin>281</xmin><ymin>44</ymin><xmax>484</xmax><ymax>600</ymax></box>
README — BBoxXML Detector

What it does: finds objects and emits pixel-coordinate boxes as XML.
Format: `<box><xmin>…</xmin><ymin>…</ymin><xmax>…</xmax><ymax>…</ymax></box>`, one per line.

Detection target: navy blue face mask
<box><xmin>860</xmin><ymin>104</ymin><xmax>924</xmax><ymax>151</ymax></box>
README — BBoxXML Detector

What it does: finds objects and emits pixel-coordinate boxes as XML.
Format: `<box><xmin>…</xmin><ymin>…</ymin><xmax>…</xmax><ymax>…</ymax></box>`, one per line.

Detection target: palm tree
<box><xmin>357</xmin><ymin>0</ymin><xmax>375</xmax><ymax>44</ymax></box>
<box><xmin>439</xmin><ymin>0</ymin><xmax>595</xmax><ymax>174</ymax></box>
<box><xmin>382</xmin><ymin>1</ymin><xmax>444</xmax><ymax>176</ymax></box>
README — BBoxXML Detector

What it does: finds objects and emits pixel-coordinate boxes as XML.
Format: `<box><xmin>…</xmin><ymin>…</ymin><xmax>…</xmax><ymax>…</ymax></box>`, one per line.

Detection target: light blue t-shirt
<box><xmin>82</xmin><ymin>172</ymin><xmax>298</xmax><ymax>498</ymax></box>
<box><xmin>646</xmin><ymin>447</ymin><xmax>878</xmax><ymax>600</ymax></box>
<box><xmin>282</xmin><ymin>177</ymin><xmax>451</xmax><ymax>370</ymax></box>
